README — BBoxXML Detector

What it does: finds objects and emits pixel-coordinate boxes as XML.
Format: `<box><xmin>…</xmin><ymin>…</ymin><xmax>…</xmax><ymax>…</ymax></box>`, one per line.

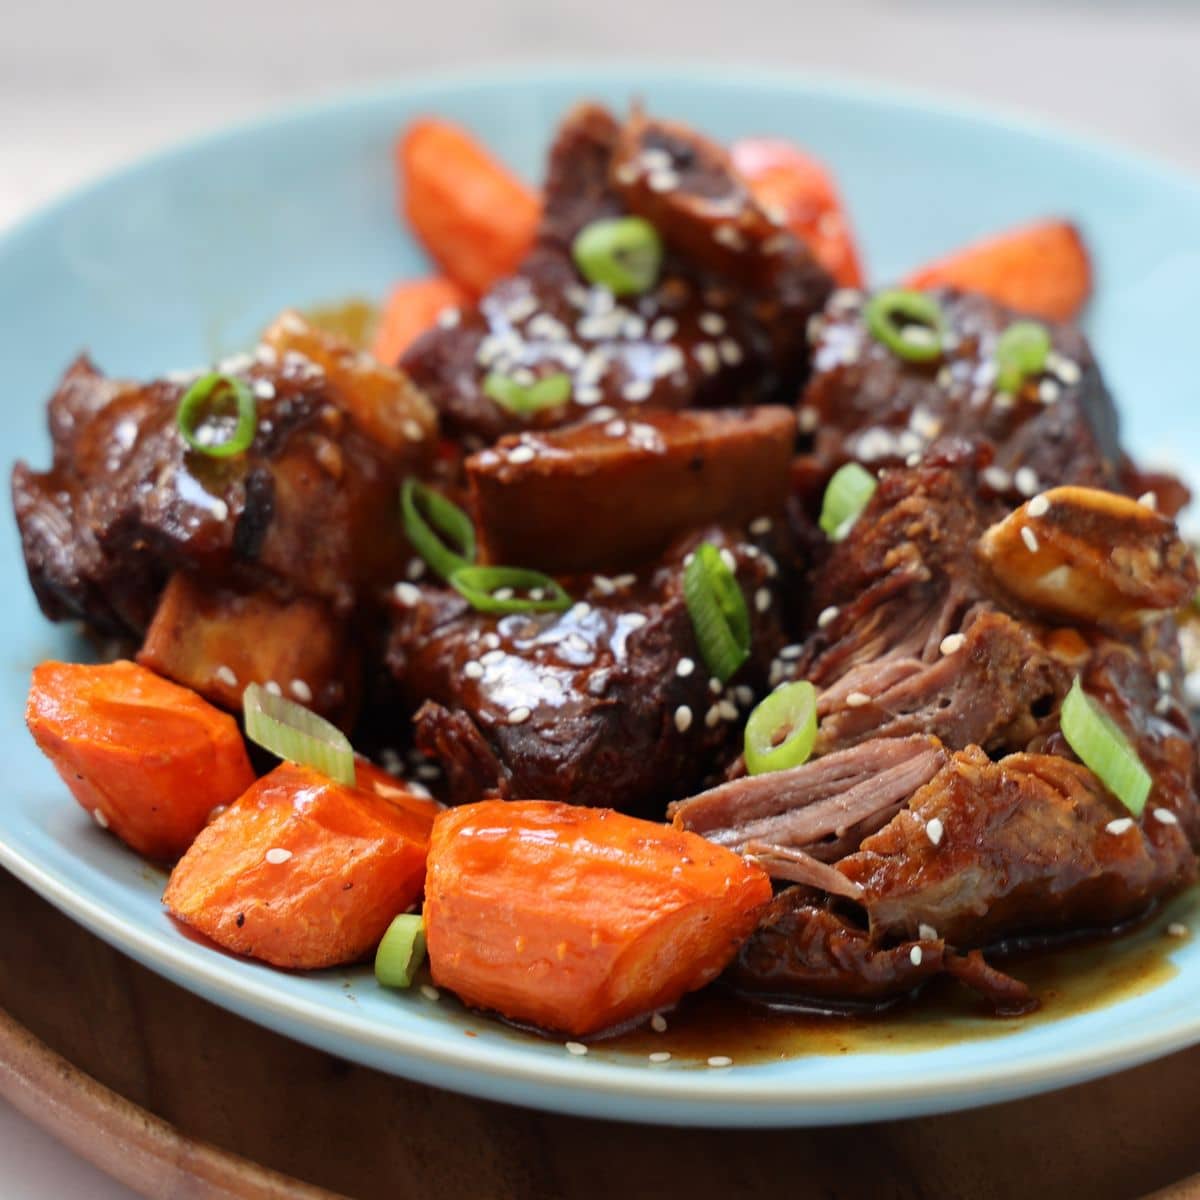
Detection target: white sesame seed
<box><xmin>406</xmin><ymin>558</ymin><xmax>427</xmax><ymax>581</ymax></box>
<box><xmin>714</xmin><ymin>224</ymin><xmax>747</xmax><ymax>251</ymax></box>
<box><xmin>93</xmin><ymin>808</ymin><xmax>109</xmax><ymax>829</ymax></box>
<box><xmin>749</xmin><ymin>517</ymin><xmax>773</xmax><ymax>538</ymax></box>
<box><xmin>393</xmin><ymin>581</ymin><xmax>421</xmax><ymax>607</ymax></box>
<box><xmin>797</xmin><ymin>406</ymin><xmax>819</xmax><ymax>434</ymax></box>
<box><xmin>719</xmin><ymin>547</ymin><xmax>738</xmax><ymax>572</ymax></box>
<box><xmin>1153</xmin><ymin>808</ymin><xmax>1179</xmax><ymax>826</ymax></box>
<box><xmin>905</xmin><ymin>452</ymin><xmax>922</xmax><ymax>468</ymax></box>
<box><xmin>918</xmin><ymin>923</ymin><xmax>938</xmax><ymax>941</ymax></box>
<box><xmin>718</xmin><ymin>338</ymin><xmax>744</xmax><ymax>366</ymax></box>
<box><xmin>622</xmin><ymin>379</ymin><xmax>653</xmax><ymax>403</ymax></box>
<box><xmin>571</xmin><ymin>602</ymin><xmax>592</xmax><ymax>619</ymax></box>
<box><xmin>436</xmin><ymin>307</ymin><xmax>460</xmax><ymax>329</ymax></box>
<box><xmin>508</xmin><ymin>444</ymin><xmax>536</xmax><ymax>465</ymax></box>
<box><xmin>463</xmin><ymin>661</ymin><xmax>484</xmax><ymax>680</ymax></box>
<box><xmin>982</xmin><ymin>466</ymin><xmax>1012</xmax><ymax>492</ymax></box>
<box><xmin>817</xmin><ymin>606</ymin><xmax>839</xmax><ymax>629</ymax></box>
<box><xmin>650</xmin><ymin>316</ymin><xmax>678</xmax><ymax>342</ymax></box>
<box><xmin>1106</xmin><ymin>817</ymin><xmax>1135</xmax><ymax>835</ymax></box>
<box><xmin>482</xmin><ymin>632</ymin><xmax>501</xmax><ymax>649</ymax></box>
<box><xmin>718</xmin><ymin>700</ymin><xmax>739</xmax><ymax>721</ymax></box>
<box><xmin>779</xmin><ymin>644</ymin><xmax>804</xmax><ymax>660</ymax></box>
<box><xmin>1014</xmin><ymin>467</ymin><xmax>1040</xmax><ymax>497</ymax></box>
<box><xmin>1027</xmin><ymin>494</ymin><xmax>1051</xmax><ymax>519</ymax></box>
<box><xmin>699</xmin><ymin>312</ymin><xmax>726</xmax><ymax>336</ymax></box>
<box><xmin>481</xmin><ymin>648</ymin><xmax>505</xmax><ymax>665</ymax></box>
<box><xmin>676</xmin><ymin>658</ymin><xmax>696</xmax><ymax>678</ymax></box>
<box><xmin>624</xmin><ymin>613</ymin><xmax>648</xmax><ymax>630</ymax></box>
<box><xmin>1138</xmin><ymin>491</ymin><xmax>1159</xmax><ymax>511</ymax></box>
<box><xmin>420</xmin><ymin>984</ymin><xmax>441</xmax><ymax>1001</ymax></box>
<box><xmin>622</xmin><ymin>315</ymin><xmax>647</xmax><ymax>340</ymax></box>
<box><xmin>647</xmin><ymin>169</ymin><xmax>680</xmax><ymax>193</ymax></box>
<box><xmin>1038</xmin><ymin>379</ymin><xmax>1062</xmax><ymax>405</ymax></box>
<box><xmin>674</xmin><ymin>705</ymin><xmax>694</xmax><ymax>734</ymax></box>
<box><xmin>1157</xmin><ymin>670</ymin><xmax>1173</xmax><ymax>693</ymax></box>
<box><xmin>707</xmin><ymin>1055</ymin><xmax>733</xmax><ymax>1068</ymax></box>
<box><xmin>1167</xmin><ymin>923</ymin><xmax>1189</xmax><ymax>939</ymax></box>
<box><xmin>695</xmin><ymin>343</ymin><xmax>720</xmax><ymax>375</ymax></box>
<box><xmin>709</xmin><ymin>677</ymin><xmax>724</xmax><ymax>695</ymax></box>
<box><xmin>705</xmin><ymin>705</ymin><xmax>722</xmax><ymax>728</ymax></box>
<box><xmin>926</xmin><ymin>817</ymin><xmax>945</xmax><ymax>846</ymax></box>
<box><xmin>215</xmin><ymin>665</ymin><xmax>238</xmax><ymax>688</ymax></box>
<box><xmin>265</xmin><ymin>847</ymin><xmax>293</xmax><ymax>865</ymax></box>
<box><xmin>939</xmin><ymin>633</ymin><xmax>966</xmax><ymax>656</ymax></box>
<box><xmin>1155</xmin><ymin>695</ymin><xmax>1173</xmax><ymax>716</ymax></box>
<box><xmin>565</xmin><ymin>1041</ymin><xmax>588</xmax><ymax>1056</ymax></box>
<box><xmin>614</xmin><ymin>161</ymin><xmax>639</xmax><ymax>186</ymax></box>
<box><xmin>1049</xmin><ymin>353</ymin><xmax>1082</xmax><ymax>385</ymax></box>
<box><xmin>648</xmin><ymin>1051</ymin><xmax>672</xmax><ymax>1063</ymax></box>
<box><xmin>265</xmin><ymin>680</ymin><xmax>283</xmax><ymax>697</ymax></box>
<box><xmin>936</xmin><ymin>366</ymin><xmax>953</xmax><ymax>390</ymax></box>
<box><xmin>651</xmin><ymin>1012</ymin><xmax>668</xmax><ymax>1033</ymax></box>
<box><xmin>754</xmin><ymin>588</ymin><xmax>772</xmax><ymax>613</ymax></box>
<box><xmin>508</xmin><ymin>706</ymin><xmax>532</xmax><ymax>726</ymax></box>
<box><xmin>1020</xmin><ymin>526</ymin><xmax>1040</xmax><ymax>553</ymax></box>
<box><xmin>492</xmin><ymin>587</ymin><xmax>515</xmax><ymax>602</ymax></box>
<box><xmin>613</xmin><ymin>574</ymin><xmax>637</xmax><ymax>589</ymax></box>
<box><xmin>909</xmin><ymin>946</ymin><xmax>924</xmax><ymax>966</ymax></box>
<box><xmin>846</xmin><ymin>691</ymin><xmax>871</xmax><ymax>708</ymax></box>
<box><xmin>735</xmin><ymin>686</ymin><xmax>755</xmax><ymax>707</ymax></box>
<box><xmin>289</xmin><ymin>679</ymin><xmax>313</xmax><ymax>704</ymax></box>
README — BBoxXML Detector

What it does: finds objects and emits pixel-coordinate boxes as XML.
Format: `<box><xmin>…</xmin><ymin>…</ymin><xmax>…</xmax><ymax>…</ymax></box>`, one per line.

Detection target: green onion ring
<box><xmin>994</xmin><ymin>320</ymin><xmax>1051</xmax><ymax>394</ymax></box>
<box><xmin>483</xmin><ymin>371</ymin><xmax>572</xmax><ymax>416</ymax></box>
<box><xmin>819</xmin><ymin>462</ymin><xmax>877</xmax><ymax>541</ymax></box>
<box><xmin>864</xmin><ymin>289</ymin><xmax>946</xmax><ymax>363</ymax></box>
<box><xmin>176</xmin><ymin>372</ymin><xmax>257</xmax><ymax>458</ymax></box>
<box><xmin>449</xmin><ymin>565</ymin><xmax>572</xmax><ymax>614</ymax></box>
<box><xmin>744</xmin><ymin>681</ymin><xmax>819</xmax><ymax>776</ymax></box>
<box><xmin>401</xmin><ymin>479</ymin><xmax>477</xmax><ymax>582</ymax></box>
<box><xmin>375</xmin><ymin>913</ymin><xmax>427</xmax><ymax>989</ymax></box>
<box><xmin>684</xmin><ymin>543</ymin><xmax>751</xmax><ymax>683</ymax></box>
<box><xmin>1060</xmin><ymin>677</ymin><xmax>1152</xmax><ymax>816</ymax></box>
<box><xmin>572</xmin><ymin>217</ymin><xmax>664</xmax><ymax>297</ymax></box>
<box><xmin>243</xmin><ymin>683</ymin><xmax>356</xmax><ymax>787</ymax></box>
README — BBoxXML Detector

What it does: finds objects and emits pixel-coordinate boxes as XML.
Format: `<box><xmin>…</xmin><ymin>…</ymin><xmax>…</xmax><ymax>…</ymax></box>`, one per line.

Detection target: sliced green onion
<box><xmin>1060</xmin><ymin>677</ymin><xmax>1151</xmax><ymax>816</ymax></box>
<box><xmin>819</xmin><ymin>462</ymin><xmax>877</xmax><ymax>541</ymax></box>
<box><xmin>684</xmin><ymin>543</ymin><xmax>751</xmax><ymax>683</ymax></box>
<box><xmin>176</xmin><ymin>372</ymin><xmax>257</xmax><ymax>457</ymax></box>
<box><xmin>243</xmin><ymin>682</ymin><xmax>356</xmax><ymax>787</ymax></box>
<box><xmin>375</xmin><ymin>913</ymin><xmax>426</xmax><ymax>989</ymax></box>
<box><xmin>864</xmin><ymin>289</ymin><xmax>946</xmax><ymax>363</ymax></box>
<box><xmin>449</xmin><ymin>565</ymin><xmax>572</xmax><ymax>614</ymax></box>
<box><xmin>572</xmin><ymin>217</ymin><xmax>664</xmax><ymax>296</ymax></box>
<box><xmin>401</xmin><ymin>479</ymin><xmax>477</xmax><ymax>581</ymax></box>
<box><xmin>483</xmin><ymin>371</ymin><xmax>572</xmax><ymax>416</ymax></box>
<box><xmin>745</xmin><ymin>681</ymin><xmax>818</xmax><ymax>775</ymax></box>
<box><xmin>994</xmin><ymin>320</ymin><xmax>1051</xmax><ymax>394</ymax></box>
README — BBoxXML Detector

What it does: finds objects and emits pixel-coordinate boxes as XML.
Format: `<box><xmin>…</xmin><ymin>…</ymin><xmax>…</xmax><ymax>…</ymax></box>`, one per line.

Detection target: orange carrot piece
<box><xmin>26</xmin><ymin>660</ymin><xmax>255</xmax><ymax>860</ymax></box>
<box><xmin>164</xmin><ymin>763</ymin><xmax>431</xmax><ymax>969</ymax></box>
<box><xmin>902</xmin><ymin>219</ymin><xmax>1092</xmax><ymax>322</ymax></box>
<box><xmin>424</xmin><ymin>801</ymin><xmax>772</xmax><ymax>1036</ymax></box>
<box><xmin>731</xmin><ymin>138</ymin><xmax>865</xmax><ymax>287</ymax></box>
<box><xmin>398</xmin><ymin>118</ymin><xmax>540</xmax><ymax>295</ymax></box>
<box><xmin>370</xmin><ymin>276</ymin><xmax>470</xmax><ymax>365</ymax></box>
<box><xmin>354</xmin><ymin>757</ymin><xmax>442</xmax><ymax>830</ymax></box>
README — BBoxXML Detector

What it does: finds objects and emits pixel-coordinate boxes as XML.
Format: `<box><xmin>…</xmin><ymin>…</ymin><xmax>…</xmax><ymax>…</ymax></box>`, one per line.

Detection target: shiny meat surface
<box><xmin>401</xmin><ymin>104</ymin><xmax>832</xmax><ymax>445</ymax></box>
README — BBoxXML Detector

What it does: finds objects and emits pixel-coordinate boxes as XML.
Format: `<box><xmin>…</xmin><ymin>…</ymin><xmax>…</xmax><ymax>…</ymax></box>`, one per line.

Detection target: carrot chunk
<box><xmin>26</xmin><ymin>660</ymin><xmax>255</xmax><ymax>860</ymax></box>
<box><xmin>903</xmin><ymin>218</ymin><xmax>1092</xmax><ymax>322</ymax></box>
<box><xmin>164</xmin><ymin>762</ymin><xmax>431</xmax><ymax>969</ymax></box>
<box><xmin>398</xmin><ymin>118</ymin><xmax>540</xmax><ymax>295</ymax></box>
<box><xmin>354</xmin><ymin>757</ymin><xmax>442</xmax><ymax>830</ymax></box>
<box><xmin>371</xmin><ymin>276</ymin><xmax>470</xmax><ymax>365</ymax></box>
<box><xmin>424</xmin><ymin>801</ymin><xmax>772</xmax><ymax>1036</ymax></box>
<box><xmin>731</xmin><ymin>138</ymin><xmax>865</xmax><ymax>287</ymax></box>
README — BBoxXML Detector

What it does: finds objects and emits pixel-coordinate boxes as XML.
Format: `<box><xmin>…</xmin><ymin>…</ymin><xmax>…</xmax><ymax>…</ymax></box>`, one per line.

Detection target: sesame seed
<box><xmin>651</xmin><ymin>1012</ymin><xmax>668</xmax><ymax>1033</ymax></box>
<box><xmin>215</xmin><ymin>665</ymin><xmax>238</xmax><ymax>688</ymax></box>
<box><xmin>846</xmin><ymin>691</ymin><xmax>871</xmax><ymax>708</ymax></box>
<box><xmin>1038</xmin><ymin>379</ymin><xmax>1061</xmax><ymax>404</ymax></box>
<box><xmin>614</xmin><ymin>161</ymin><xmax>639</xmax><ymax>185</ymax></box>
<box><xmin>695</xmin><ymin>343</ymin><xmax>720</xmax><ymax>375</ymax></box>
<box><xmin>905</xmin><ymin>452</ymin><xmax>922</xmax><ymax>468</ymax></box>
<box><xmin>780</xmin><ymin>644</ymin><xmax>805</xmax><ymax>660</ymax></box>
<box><xmin>749</xmin><ymin>516</ymin><xmax>772</xmax><ymax>536</ymax></box>
<box><xmin>436</xmin><ymin>307</ymin><xmax>460</xmax><ymax>329</ymax></box>
<box><xmin>393</xmin><ymin>581</ymin><xmax>421</xmax><ymax>607</ymax></box>
<box><xmin>1014</xmin><ymin>467</ymin><xmax>1040</xmax><ymax>497</ymax></box>
<box><xmin>508</xmin><ymin>444</ymin><xmax>535</xmax><ymax>465</ymax></box>
<box><xmin>699</xmin><ymin>312</ymin><xmax>726</xmax><ymax>336</ymax></box>
<box><xmin>936</xmin><ymin>366</ymin><xmax>953</xmax><ymax>390</ymax></box>
<box><xmin>648</xmin><ymin>169</ymin><xmax>680</xmax><ymax>193</ymax></box>
<box><xmin>817</xmin><ymin>606</ymin><xmax>839</xmax><ymax>629</ymax></box>
<box><xmin>1138</xmin><ymin>491</ymin><xmax>1159</xmax><ymax>511</ymax></box>
<box><xmin>265</xmin><ymin>680</ymin><xmax>283</xmax><ymax>697</ymax></box>
<box><xmin>508</xmin><ymin>706</ymin><xmax>532</xmax><ymax>726</ymax></box>
<box><xmin>718</xmin><ymin>700</ymin><xmax>739</xmax><ymax>721</ymax></box>
<box><xmin>939</xmin><ymin>633</ymin><xmax>966</xmax><ymax>656</ymax></box>
<box><xmin>1155</xmin><ymin>695</ymin><xmax>1173</xmax><ymax>716</ymax></box>
<box><xmin>676</xmin><ymin>658</ymin><xmax>696</xmax><ymax>678</ymax></box>
<box><xmin>565</xmin><ymin>1041</ymin><xmax>589</xmax><ymax>1056</ymax></box>
<box><xmin>265</xmin><ymin>847</ymin><xmax>293</xmax><ymax>865</ymax></box>
<box><xmin>481</xmin><ymin>648</ymin><xmax>505</xmax><ymax>665</ymax></box>
<box><xmin>719</xmin><ymin>547</ymin><xmax>737</xmax><ymax>572</ymax></box>
<box><xmin>463</xmin><ymin>661</ymin><xmax>484</xmax><ymax>680</ymax></box>
<box><xmin>1106</xmin><ymin>818</ymin><xmax>1135</xmax><ymax>835</ymax></box>
<box><xmin>482</xmin><ymin>632</ymin><xmax>501</xmax><ymax>649</ymax></box>
<box><xmin>909</xmin><ymin>946</ymin><xmax>924</xmax><ymax>966</ymax></box>
<box><xmin>709</xmin><ymin>677</ymin><xmax>723</xmax><ymax>695</ymax></box>
<box><xmin>1157</xmin><ymin>670</ymin><xmax>1173</xmax><ymax>693</ymax></box>
<box><xmin>674</xmin><ymin>705</ymin><xmax>694</xmax><ymax>733</ymax></box>
<box><xmin>613</xmin><ymin>574</ymin><xmax>637</xmax><ymax>589</ymax></box>
<box><xmin>982</xmin><ymin>466</ymin><xmax>1012</xmax><ymax>492</ymax></box>
<box><xmin>754</xmin><ymin>588</ymin><xmax>772</xmax><ymax>613</ymax></box>
<box><xmin>93</xmin><ymin>808</ymin><xmax>109</xmax><ymax>829</ymax></box>
<box><xmin>289</xmin><ymin>679</ymin><xmax>313</xmax><ymax>704</ymax></box>
<box><xmin>718</xmin><ymin>338</ymin><xmax>744</xmax><ymax>366</ymax></box>
<box><xmin>650</xmin><ymin>316</ymin><xmax>678</xmax><ymax>342</ymax></box>
<box><xmin>1167</xmin><ymin>923</ymin><xmax>1189</xmax><ymax>939</ymax></box>
<box><xmin>806</xmin><ymin>315</ymin><xmax>826</xmax><ymax>346</ymax></box>
<box><xmin>707</xmin><ymin>1055</ymin><xmax>733</xmax><ymax>1068</ymax></box>
<box><xmin>1153</xmin><ymin>808</ymin><xmax>1179</xmax><ymax>826</ymax></box>
<box><xmin>713</xmin><ymin>224</ymin><xmax>747</xmax><ymax>251</ymax></box>
<box><xmin>705</xmin><ymin>705</ymin><xmax>722</xmax><ymax>728</ymax></box>
<box><xmin>492</xmin><ymin>587</ymin><xmax>515</xmax><ymax>601</ymax></box>
<box><xmin>622</xmin><ymin>379</ymin><xmax>653</xmax><ymax>403</ymax></box>
<box><xmin>624</xmin><ymin>613</ymin><xmax>648</xmax><ymax>629</ymax></box>
<box><xmin>735</xmin><ymin>686</ymin><xmax>755</xmax><ymax>707</ymax></box>
<box><xmin>593</xmin><ymin>573</ymin><xmax>617</xmax><ymax>595</ymax></box>
<box><xmin>208</xmin><ymin>497</ymin><xmax>230</xmax><ymax>522</ymax></box>
<box><xmin>648</xmin><ymin>1051</ymin><xmax>672</xmax><ymax>1063</ymax></box>
<box><xmin>654</xmin><ymin>345</ymin><xmax>686</xmax><ymax>378</ymax></box>
<box><xmin>407</xmin><ymin>558</ymin><xmax>427</xmax><ymax>581</ymax></box>
<box><xmin>926</xmin><ymin>817</ymin><xmax>945</xmax><ymax>846</ymax></box>
<box><xmin>571</xmin><ymin>602</ymin><xmax>593</xmax><ymax>619</ymax></box>
<box><xmin>420</xmin><ymin>984</ymin><xmax>441</xmax><ymax>1001</ymax></box>
<box><xmin>622</xmin><ymin>315</ymin><xmax>647</xmax><ymax>340</ymax></box>
<box><xmin>919</xmin><ymin>923</ymin><xmax>938</xmax><ymax>941</ymax></box>
<box><xmin>1020</xmin><ymin>526</ymin><xmax>1040</xmax><ymax>553</ymax></box>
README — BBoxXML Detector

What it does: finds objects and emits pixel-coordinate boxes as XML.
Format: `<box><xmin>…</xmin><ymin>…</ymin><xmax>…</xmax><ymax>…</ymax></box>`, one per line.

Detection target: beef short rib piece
<box><xmin>402</xmin><ymin>104</ymin><xmax>831</xmax><ymax>445</ymax></box>
<box><xmin>466</xmin><ymin>406</ymin><xmax>794</xmax><ymax>574</ymax></box>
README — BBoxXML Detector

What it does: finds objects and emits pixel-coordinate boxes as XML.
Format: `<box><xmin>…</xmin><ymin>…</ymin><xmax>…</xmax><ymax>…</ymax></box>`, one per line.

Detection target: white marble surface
<box><xmin>2</xmin><ymin>1</ymin><xmax>1198</xmax><ymax>1195</ymax></box>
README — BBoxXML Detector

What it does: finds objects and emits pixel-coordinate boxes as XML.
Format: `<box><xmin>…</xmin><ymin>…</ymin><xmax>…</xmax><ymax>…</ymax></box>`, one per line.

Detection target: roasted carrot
<box><xmin>398</xmin><ymin>118</ymin><xmax>540</xmax><ymax>295</ymax></box>
<box><xmin>164</xmin><ymin>762</ymin><xmax>432</xmax><ymax>969</ymax></box>
<box><xmin>26</xmin><ymin>660</ymin><xmax>255</xmax><ymax>860</ymax></box>
<box><xmin>371</xmin><ymin>276</ymin><xmax>470</xmax><ymax>365</ymax></box>
<box><xmin>354</xmin><ymin>757</ymin><xmax>442</xmax><ymax>830</ymax></box>
<box><xmin>903</xmin><ymin>218</ymin><xmax>1092</xmax><ymax>322</ymax></box>
<box><xmin>424</xmin><ymin>801</ymin><xmax>772</xmax><ymax>1036</ymax></box>
<box><xmin>731</xmin><ymin>138</ymin><xmax>865</xmax><ymax>287</ymax></box>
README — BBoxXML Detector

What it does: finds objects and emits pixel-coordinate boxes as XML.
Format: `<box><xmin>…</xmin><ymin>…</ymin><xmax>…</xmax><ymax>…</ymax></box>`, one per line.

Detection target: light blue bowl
<box><xmin>2</xmin><ymin>67</ymin><xmax>1198</xmax><ymax>1127</ymax></box>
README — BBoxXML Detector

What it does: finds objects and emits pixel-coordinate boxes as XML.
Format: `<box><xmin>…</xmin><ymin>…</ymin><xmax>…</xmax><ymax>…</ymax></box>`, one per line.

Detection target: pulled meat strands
<box><xmin>466</xmin><ymin>406</ymin><xmax>794</xmax><ymax>575</ymax></box>
<box><xmin>401</xmin><ymin>103</ymin><xmax>831</xmax><ymax>445</ymax></box>
<box><xmin>742</xmin><ymin>841</ymin><xmax>865</xmax><ymax>900</ymax></box>
<box><xmin>979</xmin><ymin>485</ymin><xmax>1199</xmax><ymax>626</ymax></box>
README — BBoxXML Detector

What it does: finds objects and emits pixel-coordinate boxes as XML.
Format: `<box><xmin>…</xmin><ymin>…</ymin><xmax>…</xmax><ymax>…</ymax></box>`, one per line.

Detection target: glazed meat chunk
<box><xmin>401</xmin><ymin>103</ymin><xmax>832</xmax><ymax>446</ymax></box>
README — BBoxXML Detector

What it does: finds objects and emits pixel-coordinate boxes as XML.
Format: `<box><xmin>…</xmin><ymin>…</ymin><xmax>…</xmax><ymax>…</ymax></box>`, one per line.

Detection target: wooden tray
<box><xmin>1</xmin><ymin>864</ymin><xmax>1198</xmax><ymax>1200</ymax></box>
